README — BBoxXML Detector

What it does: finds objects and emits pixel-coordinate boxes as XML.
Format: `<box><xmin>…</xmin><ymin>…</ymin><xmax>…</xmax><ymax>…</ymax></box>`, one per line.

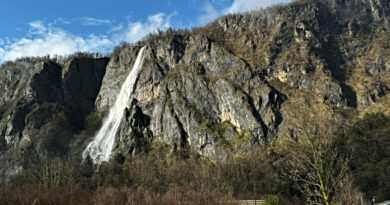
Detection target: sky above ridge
<box><xmin>0</xmin><ymin>0</ymin><xmax>291</xmax><ymax>62</ymax></box>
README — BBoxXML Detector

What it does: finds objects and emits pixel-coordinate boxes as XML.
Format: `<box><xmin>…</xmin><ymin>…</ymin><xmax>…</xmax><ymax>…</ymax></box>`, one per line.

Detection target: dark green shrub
<box><xmin>346</xmin><ymin>113</ymin><xmax>390</xmax><ymax>201</ymax></box>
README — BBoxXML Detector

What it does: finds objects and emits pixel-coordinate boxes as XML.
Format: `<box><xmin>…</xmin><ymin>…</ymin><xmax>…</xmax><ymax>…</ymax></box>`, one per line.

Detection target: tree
<box><xmin>284</xmin><ymin>124</ymin><xmax>349</xmax><ymax>205</ymax></box>
<box><xmin>23</xmin><ymin>154</ymin><xmax>77</xmax><ymax>189</ymax></box>
<box><xmin>345</xmin><ymin>113</ymin><xmax>390</xmax><ymax>201</ymax></box>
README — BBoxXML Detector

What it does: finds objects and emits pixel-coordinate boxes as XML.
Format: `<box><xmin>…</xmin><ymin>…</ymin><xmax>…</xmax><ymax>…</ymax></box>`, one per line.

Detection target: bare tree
<box><xmin>284</xmin><ymin>124</ymin><xmax>349</xmax><ymax>205</ymax></box>
<box><xmin>24</xmin><ymin>154</ymin><xmax>77</xmax><ymax>189</ymax></box>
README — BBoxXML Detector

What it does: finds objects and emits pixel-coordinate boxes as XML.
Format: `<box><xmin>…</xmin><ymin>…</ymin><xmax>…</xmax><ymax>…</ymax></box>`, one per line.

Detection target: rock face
<box><xmin>1</xmin><ymin>0</ymin><xmax>390</xmax><ymax>175</ymax></box>
<box><xmin>0</xmin><ymin>56</ymin><xmax>109</xmax><ymax>177</ymax></box>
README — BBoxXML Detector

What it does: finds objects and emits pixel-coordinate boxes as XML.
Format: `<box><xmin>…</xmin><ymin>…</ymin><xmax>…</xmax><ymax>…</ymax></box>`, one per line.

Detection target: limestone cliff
<box><xmin>1</xmin><ymin>0</ymin><xmax>390</xmax><ymax>177</ymax></box>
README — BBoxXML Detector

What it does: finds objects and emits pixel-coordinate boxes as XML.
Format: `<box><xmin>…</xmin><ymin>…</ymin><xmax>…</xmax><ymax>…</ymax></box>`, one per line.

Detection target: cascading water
<box><xmin>82</xmin><ymin>46</ymin><xmax>146</xmax><ymax>164</ymax></box>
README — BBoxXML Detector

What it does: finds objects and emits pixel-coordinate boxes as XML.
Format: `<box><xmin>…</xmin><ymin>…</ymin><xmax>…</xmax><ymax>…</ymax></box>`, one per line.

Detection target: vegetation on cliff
<box><xmin>0</xmin><ymin>0</ymin><xmax>390</xmax><ymax>204</ymax></box>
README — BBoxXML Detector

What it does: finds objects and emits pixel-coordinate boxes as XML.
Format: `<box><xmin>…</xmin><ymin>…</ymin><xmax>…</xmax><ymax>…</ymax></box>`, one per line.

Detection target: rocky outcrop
<box><xmin>1</xmin><ymin>0</ymin><xmax>390</xmax><ymax>175</ymax></box>
<box><xmin>0</xmin><ymin>57</ymin><xmax>108</xmax><ymax>177</ymax></box>
<box><xmin>62</xmin><ymin>58</ymin><xmax>108</xmax><ymax>126</ymax></box>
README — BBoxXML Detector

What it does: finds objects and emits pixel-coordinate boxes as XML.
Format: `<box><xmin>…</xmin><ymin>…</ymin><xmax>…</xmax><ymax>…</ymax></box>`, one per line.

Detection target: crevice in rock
<box><xmin>167</xmin><ymin>99</ymin><xmax>188</xmax><ymax>148</ymax></box>
<box><xmin>241</xmin><ymin>91</ymin><xmax>269</xmax><ymax>141</ymax></box>
<box><xmin>0</xmin><ymin>128</ymin><xmax>6</xmax><ymax>152</ymax></box>
<box><xmin>268</xmin><ymin>89</ymin><xmax>287</xmax><ymax>131</ymax></box>
<box><xmin>318</xmin><ymin>5</ymin><xmax>358</xmax><ymax>108</ymax></box>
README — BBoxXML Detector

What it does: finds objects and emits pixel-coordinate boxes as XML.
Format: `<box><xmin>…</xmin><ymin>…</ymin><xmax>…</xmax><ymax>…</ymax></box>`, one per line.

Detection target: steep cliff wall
<box><xmin>1</xmin><ymin>0</ymin><xmax>390</xmax><ymax>176</ymax></box>
<box><xmin>95</xmin><ymin>0</ymin><xmax>390</xmax><ymax>161</ymax></box>
<box><xmin>0</xmin><ymin>57</ymin><xmax>109</xmax><ymax>177</ymax></box>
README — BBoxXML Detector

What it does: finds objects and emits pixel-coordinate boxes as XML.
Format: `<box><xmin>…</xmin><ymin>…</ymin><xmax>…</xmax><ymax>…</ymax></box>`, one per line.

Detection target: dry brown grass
<box><xmin>0</xmin><ymin>184</ymin><xmax>222</xmax><ymax>205</ymax></box>
<box><xmin>0</xmin><ymin>184</ymin><xmax>93</xmax><ymax>205</ymax></box>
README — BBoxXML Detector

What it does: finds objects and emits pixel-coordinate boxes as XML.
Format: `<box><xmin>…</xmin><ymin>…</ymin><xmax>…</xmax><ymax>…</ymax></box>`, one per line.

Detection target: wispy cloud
<box><xmin>224</xmin><ymin>0</ymin><xmax>287</xmax><ymax>14</ymax></box>
<box><xmin>0</xmin><ymin>48</ymin><xmax>4</xmax><ymax>59</ymax></box>
<box><xmin>0</xmin><ymin>13</ymin><xmax>173</xmax><ymax>62</ymax></box>
<box><xmin>28</xmin><ymin>21</ymin><xmax>47</xmax><ymax>35</ymax></box>
<box><xmin>80</xmin><ymin>17</ymin><xmax>112</xmax><ymax>26</ymax></box>
<box><xmin>198</xmin><ymin>0</ymin><xmax>290</xmax><ymax>25</ymax></box>
<box><xmin>53</xmin><ymin>17</ymin><xmax>72</xmax><ymax>25</ymax></box>
<box><xmin>108</xmin><ymin>24</ymin><xmax>124</xmax><ymax>33</ymax></box>
<box><xmin>117</xmin><ymin>13</ymin><xmax>171</xmax><ymax>43</ymax></box>
<box><xmin>197</xmin><ymin>2</ymin><xmax>219</xmax><ymax>25</ymax></box>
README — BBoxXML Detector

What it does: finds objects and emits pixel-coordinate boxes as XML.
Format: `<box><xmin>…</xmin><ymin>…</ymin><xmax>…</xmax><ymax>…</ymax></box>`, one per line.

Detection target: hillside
<box><xmin>0</xmin><ymin>0</ymin><xmax>389</xmax><ymax>203</ymax></box>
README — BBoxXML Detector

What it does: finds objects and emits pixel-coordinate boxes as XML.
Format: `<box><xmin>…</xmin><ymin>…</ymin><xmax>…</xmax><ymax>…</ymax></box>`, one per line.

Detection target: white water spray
<box><xmin>82</xmin><ymin>46</ymin><xmax>146</xmax><ymax>164</ymax></box>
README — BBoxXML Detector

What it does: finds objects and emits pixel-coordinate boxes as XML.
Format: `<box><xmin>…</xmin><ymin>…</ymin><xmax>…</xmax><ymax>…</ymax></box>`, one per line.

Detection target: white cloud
<box><xmin>4</xmin><ymin>38</ymin><xmax>12</xmax><ymax>45</ymax></box>
<box><xmin>197</xmin><ymin>0</ymin><xmax>290</xmax><ymax>25</ymax></box>
<box><xmin>53</xmin><ymin>17</ymin><xmax>71</xmax><ymax>25</ymax></box>
<box><xmin>224</xmin><ymin>0</ymin><xmax>288</xmax><ymax>14</ymax></box>
<box><xmin>116</xmin><ymin>13</ymin><xmax>171</xmax><ymax>43</ymax></box>
<box><xmin>0</xmin><ymin>48</ymin><xmax>4</xmax><ymax>59</ymax></box>
<box><xmin>29</xmin><ymin>21</ymin><xmax>47</xmax><ymax>35</ymax></box>
<box><xmin>109</xmin><ymin>24</ymin><xmax>124</xmax><ymax>33</ymax></box>
<box><xmin>0</xmin><ymin>13</ymin><xmax>173</xmax><ymax>63</ymax></box>
<box><xmin>80</xmin><ymin>17</ymin><xmax>112</xmax><ymax>26</ymax></box>
<box><xmin>197</xmin><ymin>2</ymin><xmax>219</xmax><ymax>25</ymax></box>
<box><xmin>0</xmin><ymin>22</ymin><xmax>113</xmax><ymax>62</ymax></box>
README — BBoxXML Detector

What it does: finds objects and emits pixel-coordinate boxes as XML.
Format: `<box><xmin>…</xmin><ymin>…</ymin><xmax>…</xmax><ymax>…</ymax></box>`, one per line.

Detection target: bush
<box><xmin>345</xmin><ymin>113</ymin><xmax>390</xmax><ymax>201</ymax></box>
<box><xmin>264</xmin><ymin>195</ymin><xmax>281</xmax><ymax>205</ymax></box>
<box><xmin>22</xmin><ymin>154</ymin><xmax>78</xmax><ymax>189</ymax></box>
<box><xmin>87</xmin><ymin>143</ymin><xmax>292</xmax><ymax>201</ymax></box>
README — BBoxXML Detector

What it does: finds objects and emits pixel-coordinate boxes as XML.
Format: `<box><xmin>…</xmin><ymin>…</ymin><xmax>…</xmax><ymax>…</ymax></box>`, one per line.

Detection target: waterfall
<box><xmin>82</xmin><ymin>46</ymin><xmax>146</xmax><ymax>164</ymax></box>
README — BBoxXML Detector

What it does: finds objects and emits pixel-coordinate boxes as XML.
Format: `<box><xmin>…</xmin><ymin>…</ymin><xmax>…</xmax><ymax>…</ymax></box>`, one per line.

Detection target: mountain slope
<box><xmin>1</xmin><ymin>0</ymin><xmax>390</xmax><ymax>177</ymax></box>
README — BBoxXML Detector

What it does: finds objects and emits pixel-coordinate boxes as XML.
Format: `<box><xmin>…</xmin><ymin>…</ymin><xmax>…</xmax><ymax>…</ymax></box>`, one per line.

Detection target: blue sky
<box><xmin>0</xmin><ymin>0</ymin><xmax>291</xmax><ymax>62</ymax></box>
